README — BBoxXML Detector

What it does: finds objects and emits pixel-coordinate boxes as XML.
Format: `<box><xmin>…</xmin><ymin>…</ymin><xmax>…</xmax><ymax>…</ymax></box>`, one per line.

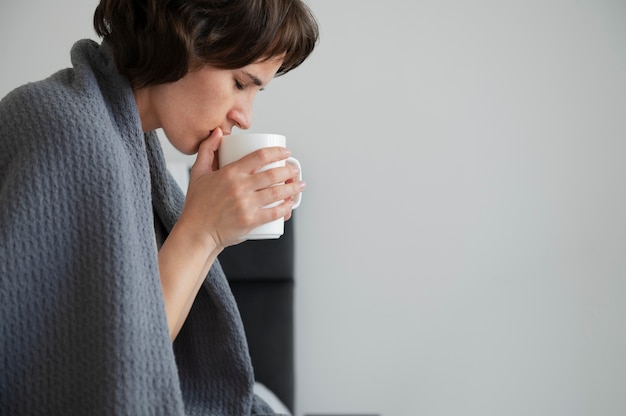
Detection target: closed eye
<box><xmin>243</xmin><ymin>71</ymin><xmax>266</xmax><ymax>92</ymax></box>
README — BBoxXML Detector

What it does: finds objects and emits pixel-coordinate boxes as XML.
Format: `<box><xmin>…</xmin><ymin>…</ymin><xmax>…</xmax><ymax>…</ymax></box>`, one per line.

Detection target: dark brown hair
<box><xmin>94</xmin><ymin>0</ymin><xmax>319</xmax><ymax>88</ymax></box>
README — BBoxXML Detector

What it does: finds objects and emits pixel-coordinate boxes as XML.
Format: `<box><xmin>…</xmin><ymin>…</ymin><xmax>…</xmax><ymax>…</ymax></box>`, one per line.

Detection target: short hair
<box><xmin>94</xmin><ymin>0</ymin><xmax>319</xmax><ymax>88</ymax></box>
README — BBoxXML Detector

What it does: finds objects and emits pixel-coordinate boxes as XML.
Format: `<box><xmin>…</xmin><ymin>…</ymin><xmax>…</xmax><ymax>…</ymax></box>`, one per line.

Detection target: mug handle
<box><xmin>286</xmin><ymin>157</ymin><xmax>302</xmax><ymax>209</ymax></box>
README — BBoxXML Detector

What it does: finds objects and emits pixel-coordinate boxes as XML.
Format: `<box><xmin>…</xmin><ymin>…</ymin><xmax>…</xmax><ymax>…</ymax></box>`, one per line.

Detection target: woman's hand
<box><xmin>181</xmin><ymin>128</ymin><xmax>305</xmax><ymax>250</ymax></box>
<box><xmin>159</xmin><ymin>128</ymin><xmax>304</xmax><ymax>339</ymax></box>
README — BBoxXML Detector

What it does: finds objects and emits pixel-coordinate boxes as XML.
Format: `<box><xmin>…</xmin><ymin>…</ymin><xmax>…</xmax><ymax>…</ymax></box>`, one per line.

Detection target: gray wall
<box><xmin>2</xmin><ymin>1</ymin><xmax>626</xmax><ymax>415</ymax></box>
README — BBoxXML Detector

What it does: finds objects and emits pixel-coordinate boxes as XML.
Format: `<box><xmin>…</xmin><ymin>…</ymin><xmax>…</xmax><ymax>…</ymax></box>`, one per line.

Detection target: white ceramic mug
<box><xmin>218</xmin><ymin>133</ymin><xmax>302</xmax><ymax>239</ymax></box>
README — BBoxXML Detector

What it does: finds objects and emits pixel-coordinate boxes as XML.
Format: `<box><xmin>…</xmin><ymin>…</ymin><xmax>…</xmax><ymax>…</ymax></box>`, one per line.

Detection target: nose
<box><xmin>228</xmin><ymin>99</ymin><xmax>253</xmax><ymax>130</ymax></box>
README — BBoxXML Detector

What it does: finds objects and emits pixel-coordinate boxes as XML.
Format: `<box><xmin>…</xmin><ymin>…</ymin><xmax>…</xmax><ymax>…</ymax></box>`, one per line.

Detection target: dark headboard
<box><xmin>218</xmin><ymin>217</ymin><xmax>295</xmax><ymax>412</ymax></box>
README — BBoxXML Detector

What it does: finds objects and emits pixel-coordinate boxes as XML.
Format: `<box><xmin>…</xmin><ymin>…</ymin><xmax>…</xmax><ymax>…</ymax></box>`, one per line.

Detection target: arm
<box><xmin>158</xmin><ymin>219</ymin><xmax>219</xmax><ymax>341</ymax></box>
<box><xmin>157</xmin><ymin>129</ymin><xmax>304</xmax><ymax>340</ymax></box>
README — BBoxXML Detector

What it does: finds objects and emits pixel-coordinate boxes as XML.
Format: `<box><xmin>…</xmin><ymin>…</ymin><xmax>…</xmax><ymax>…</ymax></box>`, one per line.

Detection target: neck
<box><xmin>133</xmin><ymin>87</ymin><xmax>159</xmax><ymax>133</ymax></box>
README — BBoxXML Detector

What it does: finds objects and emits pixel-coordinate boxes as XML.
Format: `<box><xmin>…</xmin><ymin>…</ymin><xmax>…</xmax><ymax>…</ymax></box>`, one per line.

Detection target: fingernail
<box><xmin>298</xmin><ymin>181</ymin><xmax>307</xmax><ymax>190</ymax></box>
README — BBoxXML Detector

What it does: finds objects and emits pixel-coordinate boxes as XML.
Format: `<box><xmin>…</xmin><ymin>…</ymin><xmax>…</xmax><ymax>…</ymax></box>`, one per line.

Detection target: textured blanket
<box><xmin>0</xmin><ymin>40</ymin><xmax>274</xmax><ymax>415</ymax></box>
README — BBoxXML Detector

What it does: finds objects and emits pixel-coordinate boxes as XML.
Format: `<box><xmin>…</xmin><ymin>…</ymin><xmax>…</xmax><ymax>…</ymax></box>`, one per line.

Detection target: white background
<box><xmin>2</xmin><ymin>1</ymin><xmax>626</xmax><ymax>415</ymax></box>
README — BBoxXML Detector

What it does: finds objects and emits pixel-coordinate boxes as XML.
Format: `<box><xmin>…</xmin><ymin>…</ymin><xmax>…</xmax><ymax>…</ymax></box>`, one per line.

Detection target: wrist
<box><xmin>170</xmin><ymin>216</ymin><xmax>222</xmax><ymax>258</ymax></box>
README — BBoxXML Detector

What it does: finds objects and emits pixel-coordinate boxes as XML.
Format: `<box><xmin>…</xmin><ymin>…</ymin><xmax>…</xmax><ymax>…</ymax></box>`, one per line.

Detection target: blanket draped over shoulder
<box><xmin>0</xmin><ymin>40</ymin><xmax>274</xmax><ymax>415</ymax></box>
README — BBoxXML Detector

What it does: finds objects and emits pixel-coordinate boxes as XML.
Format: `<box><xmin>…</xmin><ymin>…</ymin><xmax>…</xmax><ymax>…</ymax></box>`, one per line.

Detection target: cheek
<box><xmin>161</xmin><ymin>105</ymin><xmax>211</xmax><ymax>154</ymax></box>
<box><xmin>161</xmin><ymin>76</ymin><xmax>232</xmax><ymax>152</ymax></box>
<box><xmin>187</xmin><ymin>85</ymin><xmax>228</xmax><ymax>119</ymax></box>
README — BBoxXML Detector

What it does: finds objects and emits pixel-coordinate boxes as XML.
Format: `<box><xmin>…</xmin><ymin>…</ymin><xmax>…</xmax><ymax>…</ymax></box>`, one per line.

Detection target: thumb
<box><xmin>193</xmin><ymin>128</ymin><xmax>223</xmax><ymax>174</ymax></box>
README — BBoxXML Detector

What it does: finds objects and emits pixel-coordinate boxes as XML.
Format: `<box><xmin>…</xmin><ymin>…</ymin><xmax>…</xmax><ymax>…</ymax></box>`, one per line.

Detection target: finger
<box><xmin>284</xmin><ymin>201</ymin><xmax>294</xmax><ymax>221</ymax></box>
<box><xmin>255</xmin><ymin>199</ymin><xmax>295</xmax><ymax>225</ymax></box>
<box><xmin>193</xmin><ymin>128</ymin><xmax>223</xmax><ymax>174</ymax></box>
<box><xmin>256</xmin><ymin>180</ymin><xmax>306</xmax><ymax>208</ymax></box>
<box><xmin>254</xmin><ymin>163</ymin><xmax>301</xmax><ymax>190</ymax></box>
<box><xmin>236</xmin><ymin>146</ymin><xmax>292</xmax><ymax>174</ymax></box>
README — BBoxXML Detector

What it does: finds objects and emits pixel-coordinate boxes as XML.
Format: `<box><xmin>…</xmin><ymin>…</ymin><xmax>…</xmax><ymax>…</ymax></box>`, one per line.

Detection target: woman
<box><xmin>0</xmin><ymin>0</ymin><xmax>318</xmax><ymax>414</ymax></box>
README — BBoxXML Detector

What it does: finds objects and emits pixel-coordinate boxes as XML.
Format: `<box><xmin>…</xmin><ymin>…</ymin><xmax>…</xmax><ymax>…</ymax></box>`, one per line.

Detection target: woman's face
<box><xmin>136</xmin><ymin>57</ymin><xmax>283</xmax><ymax>155</ymax></box>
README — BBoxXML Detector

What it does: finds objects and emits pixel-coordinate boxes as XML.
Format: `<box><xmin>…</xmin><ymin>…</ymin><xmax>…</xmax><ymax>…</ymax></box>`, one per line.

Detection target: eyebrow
<box><xmin>243</xmin><ymin>71</ymin><xmax>264</xmax><ymax>87</ymax></box>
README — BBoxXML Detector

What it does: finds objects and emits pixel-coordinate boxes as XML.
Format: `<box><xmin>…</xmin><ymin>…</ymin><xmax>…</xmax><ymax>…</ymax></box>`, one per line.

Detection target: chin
<box><xmin>180</xmin><ymin>144</ymin><xmax>200</xmax><ymax>156</ymax></box>
<box><xmin>172</xmin><ymin>138</ymin><xmax>202</xmax><ymax>156</ymax></box>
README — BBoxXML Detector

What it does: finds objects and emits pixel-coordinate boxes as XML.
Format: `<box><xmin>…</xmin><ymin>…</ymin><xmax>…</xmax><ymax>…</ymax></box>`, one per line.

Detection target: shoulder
<box><xmin>0</xmin><ymin>73</ymin><xmax>112</xmax><ymax>172</ymax></box>
<box><xmin>0</xmin><ymin>71</ymin><xmax>89</xmax><ymax>133</ymax></box>
<box><xmin>1</xmin><ymin>39</ymin><xmax>135</xmax><ymax>135</ymax></box>
<box><xmin>1</xmin><ymin>43</ymin><xmax>113</xmax><ymax>136</ymax></box>
<box><xmin>0</xmin><ymin>40</ymin><xmax>140</xmax><ymax>169</ymax></box>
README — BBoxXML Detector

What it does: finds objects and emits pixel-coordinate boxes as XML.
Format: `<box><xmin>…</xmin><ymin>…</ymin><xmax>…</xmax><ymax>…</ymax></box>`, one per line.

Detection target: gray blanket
<box><xmin>0</xmin><ymin>40</ymin><xmax>275</xmax><ymax>415</ymax></box>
